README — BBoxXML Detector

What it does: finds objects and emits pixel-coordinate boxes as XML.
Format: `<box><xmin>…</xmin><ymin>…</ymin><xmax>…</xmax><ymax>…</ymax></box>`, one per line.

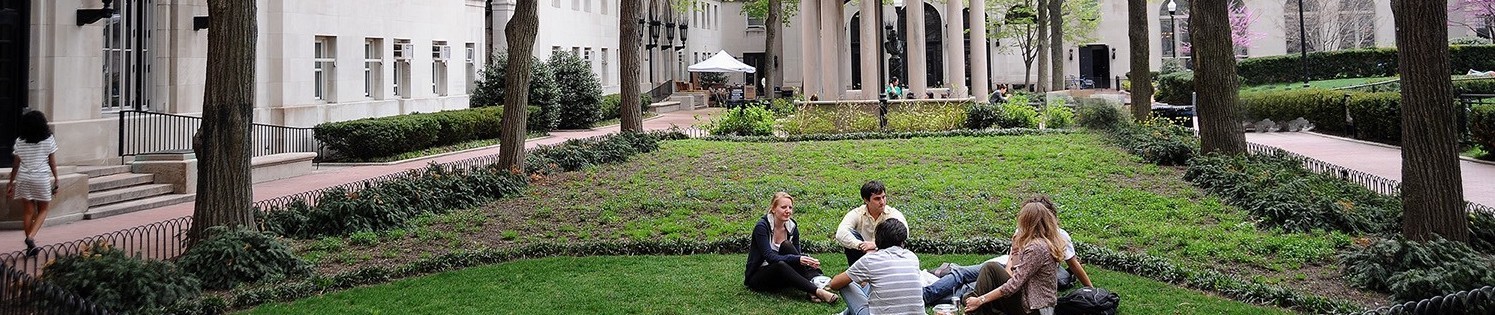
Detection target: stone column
<box><xmin>907</xmin><ymin>0</ymin><xmax>926</xmax><ymax>99</ymax></box>
<box><xmin>859</xmin><ymin>0</ymin><xmax>880</xmax><ymax>99</ymax></box>
<box><xmin>970</xmin><ymin>0</ymin><xmax>990</xmax><ymax>102</ymax></box>
<box><xmin>820</xmin><ymin>0</ymin><xmax>841</xmax><ymax>100</ymax></box>
<box><xmin>944</xmin><ymin>0</ymin><xmax>965</xmax><ymax>98</ymax></box>
<box><xmin>801</xmin><ymin>0</ymin><xmax>821</xmax><ymax>98</ymax></box>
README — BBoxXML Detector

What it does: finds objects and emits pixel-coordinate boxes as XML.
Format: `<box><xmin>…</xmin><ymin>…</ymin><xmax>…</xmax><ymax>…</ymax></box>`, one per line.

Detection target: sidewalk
<box><xmin>0</xmin><ymin>109</ymin><xmax>717</xmax><ymax>253</ymax></box>
<box><xmin>1245</xmin><ymin>132</ymin><xmax>1495</xmax><ymax>207</ymax></box>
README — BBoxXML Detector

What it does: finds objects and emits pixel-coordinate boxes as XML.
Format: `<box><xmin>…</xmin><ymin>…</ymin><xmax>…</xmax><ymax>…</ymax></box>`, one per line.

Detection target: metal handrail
<box><xmin>117</xmin><ymin>110</ymin><xmax>324</xmax><ymax>158</ymax></box>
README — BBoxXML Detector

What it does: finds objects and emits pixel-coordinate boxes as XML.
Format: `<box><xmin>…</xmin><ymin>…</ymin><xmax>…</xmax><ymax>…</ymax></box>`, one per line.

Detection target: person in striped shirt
<box><xmin>822</xmin><ymin>219</ymin><xmax>926</xmax><ymax>315</ymax></box>
<box><xmin>6</xmin><ymin>111</ymin><xmax>60</xmax><ymax>257</ymax></box>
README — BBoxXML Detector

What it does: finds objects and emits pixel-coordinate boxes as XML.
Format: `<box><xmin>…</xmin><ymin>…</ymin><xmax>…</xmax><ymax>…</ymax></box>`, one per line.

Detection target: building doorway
<box><xmin>0</xmin><ymin>0</ymin><xmax>29</xmax><ymax>168</ymax></box>
<box><xmin>1078</xmin><ymin>44</ymin><xmax>1110</xmax><ymax>89</ymax></box>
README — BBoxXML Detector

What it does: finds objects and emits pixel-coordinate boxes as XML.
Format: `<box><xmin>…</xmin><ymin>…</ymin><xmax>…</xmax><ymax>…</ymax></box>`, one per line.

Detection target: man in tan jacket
<box><xmin>834</xmin><ymin>180</ymin><xmax>909</xmax><ymax>265</ymax></box>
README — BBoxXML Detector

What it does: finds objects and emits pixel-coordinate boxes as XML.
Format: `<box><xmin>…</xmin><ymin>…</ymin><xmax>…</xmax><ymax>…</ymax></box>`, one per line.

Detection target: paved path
<box><xmin>0</xmin><ymin>109</ymin><xmax>717</xmax><ymax>253</ymax></box>
<box><xmin>1245</xmin><ymin>132</ymin><xmax>1495</xmax><ymax>207</ymax></box>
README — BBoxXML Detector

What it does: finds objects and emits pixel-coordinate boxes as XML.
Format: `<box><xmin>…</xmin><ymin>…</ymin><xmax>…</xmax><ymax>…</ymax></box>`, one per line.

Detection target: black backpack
<box><xmin>1056</xmin><ymin>287</ymin><xmax>1120</xmax><ymax>315</ymax></box>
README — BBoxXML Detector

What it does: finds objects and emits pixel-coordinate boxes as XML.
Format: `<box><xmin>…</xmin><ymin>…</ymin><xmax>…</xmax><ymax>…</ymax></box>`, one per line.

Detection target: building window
<box><xmin>314</xmin><ymin>36</ymin><xmax>336</xmax><ymax>102</ymax></box>
<box><xmin>602</xmin><ymin>0</ymin><xmax>609</xmax><ymax>15</ymax></box>
<box><xmin>1286</xmin><ymin>0</ymin><xmax>1377</xmax><ymax>54</ymax></box>
<box><xmin>553</xmin><ymin>0</ymin><xmax>561</xmax><ymax>8</ymax></box>
<box><xmin>466</xmin><ymin>43</ymin><xmax>478</xmax><ymax>94</ymax></box>
<box><xmin>747</xmin><ymin>17</ymin><xmax>766</xmax><ymax>30</ymax></box>
<box><xmin>394</xmin><ymin>39</ymin><xmax>412</xmax><ymax>98</ymax></box>
<box><xmin>365</xmin><ymin>38</ymin><xmax>384</xmax><ymax>99</ymax></box>
<box><xmin>433</xmin><ymin>41</ymin><xmax>450</xmax><ymax>96</ymax></box>
<box><xmin>1158</xmin><ymin>0</ymin><xmax>1190</xmax><ymax>59</ymax></box>
<box><xmin>601</xmin><ymin>48</ymin><xmax>610</xmax><ymax>86</ymax></box>
<box><xmin>584</xmin><ymin>0</ymin><xmax>592</xmax><ymax>12</ymax></box>
<box><xmin>102</xmin><ymin>0</ymin><xmax>155</xmax><ymax>112</ymax></box>
<box><xmin>553</xmin><ymin>46</ymin><xmax>563</xmax><ymax>56</ymax></box>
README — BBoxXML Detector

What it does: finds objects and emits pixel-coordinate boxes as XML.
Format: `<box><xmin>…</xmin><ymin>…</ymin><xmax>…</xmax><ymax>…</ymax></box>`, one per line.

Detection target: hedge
<box><xmin>1238</xmin><ymin>46</ymin><xmax>1495</xmax><ymax>85</ymax></box>
<box><xmin>1474</xmin><ymin>104</ymin><xmax>1495</xmax><ymax>153</ymax></box>
<box><xmin>1156</xmin><ymin>71</ymin><xmax>1194</xmax><ymax>105</ymax></box>
<box><xmin>314</xmin><ymin>107</ymin><xmax>503</xmax><ymax>160</ymax></box>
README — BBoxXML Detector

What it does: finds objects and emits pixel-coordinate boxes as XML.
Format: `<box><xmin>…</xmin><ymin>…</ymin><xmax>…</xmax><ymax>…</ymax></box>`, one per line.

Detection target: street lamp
<box><xmin>1297</xmin><ymin>0</ymin><xmax>1309</xmax><ymax>87</ymax></box>
<box><xmin>648</xmin><ymin>19</ymin><xmax>662</xmax><ymax>49</ymax></box>
<box><xmin>677</xmin><ymin>22</ymin><xmax>688</xmax><ymax>50</ymax></box>
<box><xmin>1167</xmin><ymin>0</ymin><xmax>1177</xmax><ymax>60</ymax></box>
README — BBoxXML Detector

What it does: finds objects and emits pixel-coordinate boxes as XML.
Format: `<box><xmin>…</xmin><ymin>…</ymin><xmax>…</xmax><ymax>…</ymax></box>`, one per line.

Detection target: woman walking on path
<box><xmin>7</xmin><ymin>111</ymin><xmax>59</xmax><ymax>257</ymax></box>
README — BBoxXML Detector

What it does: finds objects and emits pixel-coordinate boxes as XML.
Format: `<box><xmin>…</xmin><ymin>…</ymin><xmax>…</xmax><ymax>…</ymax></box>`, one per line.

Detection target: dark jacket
<box><xmin>744</xmin><ymin>215</ymin><xmax>803</xmax><ymax>285</ymax></box>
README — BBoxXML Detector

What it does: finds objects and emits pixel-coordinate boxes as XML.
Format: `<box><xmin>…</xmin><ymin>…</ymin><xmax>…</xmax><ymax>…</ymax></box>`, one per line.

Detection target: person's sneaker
<box><xmin>25</xmin><ymin>247</ymin><xmax>39</xmax><ymax>257</ymax></box>
<box><xmin>932</xmin><ymin>262</ymin><xmax>960</xmax><ymax>278</ymax></box>
<box><xmin>24</xmin><ymin>238</ymin><xmax>35</xmax><ymax>250</ymax></box>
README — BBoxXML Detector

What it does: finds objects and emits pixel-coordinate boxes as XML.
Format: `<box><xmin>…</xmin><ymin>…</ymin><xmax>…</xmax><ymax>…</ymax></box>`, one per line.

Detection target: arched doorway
<box><xmin>0</xmin><ymin>0</ymin><xmax>29</xmax><ymax>167</ymax></box>
<box><xmin>849</xmin><ymin>2</ymin><xmax>948</xmax><ymax>92</ymax></box>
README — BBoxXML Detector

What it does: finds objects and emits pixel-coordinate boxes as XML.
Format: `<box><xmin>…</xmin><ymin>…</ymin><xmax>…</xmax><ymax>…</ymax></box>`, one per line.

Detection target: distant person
<box><xmin>745</xmin><ymin>192</ymin><xmax>838</xmax><ymax>303</ymax></box>
<box><xmin>884</xmin><ymin>77</ymin><xmax>905</xmax><ymax>99</ymax></box>
<box><xmin>963</xmin><ymin>202</ymin><xmax>1065</xmax><ymax>315</ymax></box>
<box><xmin>7</xmin><ymin>111</ymin><xmax>60</xmax><ymax>257</ymax></box>
<box><xmin>835</xmin><ymin>181</ymin><xmax>908</xmax><ymax>265</ymax></box>
<box><xmin>822</xmin><ymin>219</ymin><xmax>925</xmax><ymax>315</ymax></box>
<box><xmin>990</xmin><ymin>85</ymin><xmax>1010</xmax><ymax>104</ymax></box>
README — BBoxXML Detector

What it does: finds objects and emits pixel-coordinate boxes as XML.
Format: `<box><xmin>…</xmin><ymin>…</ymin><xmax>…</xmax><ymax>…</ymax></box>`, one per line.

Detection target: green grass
<box><xmin>1464</xmin><ymin>145</ymin><xmax>1492</xmax><ymax>161</ymax></box>
<box><xmin>1241</xmin><ymin>76</ymin><xmax>1399</xmax><ymax>93</ymax></box>
<box><xmin>323</xmin><ymin>133</ymin><xmax>547</xmax><ymax>163</ymax></box>
<box><xmin>248</xmin><ymin>254</ymin><xmax>1293</xmax><ymax>315</ymax></box>
<box><xmin>494</xmin><ymin>134</ymin><xmax>1347</xmax><ymax>273</ymax></box>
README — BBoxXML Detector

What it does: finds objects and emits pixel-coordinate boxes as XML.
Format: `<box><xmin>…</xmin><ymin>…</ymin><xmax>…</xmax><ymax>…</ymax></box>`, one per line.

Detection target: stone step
<box><xmin>87</xmin><ymin>184</ymin><xmax>174</xmax><ymax>207</ymax></box>
<box><xmin>75</xmin><ymin>165</ymin><xmax>131</xmax><ymax>178</ymax></box>
<box><xmin>86</xmin><ymin>173</ymin><xmax>155</xmax><ymax>192</ymax></box>
<box><xmin>84</xmin><ymin>194</ymin><xmax>195</xmax><ymax>220</ymax></box>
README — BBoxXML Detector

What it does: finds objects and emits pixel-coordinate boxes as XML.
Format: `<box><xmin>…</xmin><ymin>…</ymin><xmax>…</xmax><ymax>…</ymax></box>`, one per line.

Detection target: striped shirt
<box><xmin>846</xmin><ymin>246</ymin><xmax>925</xmax><ymax>315</ymax></box>
<box><xmin>13</xmin><ymin>136</ymin><xmax>57</xmax><ymax>180</ymax></box>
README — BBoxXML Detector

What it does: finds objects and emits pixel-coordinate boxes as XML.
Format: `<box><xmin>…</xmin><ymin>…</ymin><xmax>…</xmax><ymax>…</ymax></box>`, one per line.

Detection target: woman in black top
<box><xmin>744</xmin><ymin>192</ymin><xmax>838</xmax><ymax>303</ymax></box>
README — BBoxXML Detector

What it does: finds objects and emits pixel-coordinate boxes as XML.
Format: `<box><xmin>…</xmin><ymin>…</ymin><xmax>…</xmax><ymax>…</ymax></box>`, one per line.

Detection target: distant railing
<box><xmin>117</xmin><ymin>110</ymin><xmax>323</xmax><ymax>158</ymax></box>
<box><xmin>648</xmin><ymin>80</ymin><xmax>675</xmax><ymax>104</ymax></box>
<box><xmin>0</xmin><ymin>216</ymin><xmax>192</xmax><ymax>278</ymax></box>
<box><xmin>0</xmin><ymin>263</ymin><xmax>112</xmax><ymax>315</ymax></box>
<box><xmin>1245</xmin><ymin>142</ymin><xmax>1495</xmax><ymax>219</ymax></box>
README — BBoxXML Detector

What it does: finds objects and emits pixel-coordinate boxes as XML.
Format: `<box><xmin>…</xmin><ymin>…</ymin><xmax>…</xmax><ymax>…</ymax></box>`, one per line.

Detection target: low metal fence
<box><xmin>0</xmin><ymin>264</ymin><xmax>112</xmax><ymax>315</ymax></box>
<box><xmin>1244</xmin><ymin>142</ymin><xmax>1401</xmax><ymax>195</ymax></box>
<box><xmin>1349</xmin><ymin>286</ymin><xmax>1494</xmax><ymax>315</ymax></box>
<box><xmin>0</xmin><ymin>216</ymin><xmax>193</xmax><ymax>278</ymax></box>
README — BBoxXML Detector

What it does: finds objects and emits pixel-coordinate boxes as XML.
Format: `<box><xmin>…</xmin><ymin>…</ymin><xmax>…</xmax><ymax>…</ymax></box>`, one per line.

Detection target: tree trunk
<box><xmin>190</xmin><ymin>0</ymin><xmax>257</xmax><ymax>242</ymax></box>
<box><xmin>1036</xmin><ymin>0</ymin><xmax>1049</xmax><ymax>92</ymax></box>
<box><xmin>620</xmin><ymin>0</ymin><xmax>644</xmax><ymax>131</ymax></box>
<box><xmin>765</xmin><ymin>0</ymin><xmax>781</xmax><ymax>99</ymax></box>
<box><xmin>1394</xmin><ymin>0</ymin><xmax>1469</xmax><ymax>242</ymax></box>
<box><xmin>1128</xmin><ymin>0</ymin><xmax>1153</xmax><ymax>121</ymax></box>
<box><xmin>498</xmin><ymin>0</ymin><xmax>539</xmax><ymax>170</ymax></box>
<box><xmin>1191</xmin><ymin>0</ymin><xmax>1244</xmax><ymax>155</ymax></box>
<box><xmin>1049</xmin><ymin>0</ymin><xmax>1063</xmax><ymax>90</ymax></box>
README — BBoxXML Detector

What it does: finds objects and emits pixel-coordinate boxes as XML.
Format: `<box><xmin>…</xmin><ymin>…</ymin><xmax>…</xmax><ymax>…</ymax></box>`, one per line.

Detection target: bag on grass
<box><xmin>1055</xmin><ymin>287</ymin><xmax>1119</xmax><ymax>315</ymax></box>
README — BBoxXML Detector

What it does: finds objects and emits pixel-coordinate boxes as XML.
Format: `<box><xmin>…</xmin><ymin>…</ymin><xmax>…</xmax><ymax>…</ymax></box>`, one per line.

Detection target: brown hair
<box><xmin>1024</xmin><ymin>194</ymin><xmax>1057</xmax><ymax>216</ymax></box>
<box><xmin>1012</xmin><ymin>202</ymin><xmax>1065</xmax><ymax>262</ymax></box>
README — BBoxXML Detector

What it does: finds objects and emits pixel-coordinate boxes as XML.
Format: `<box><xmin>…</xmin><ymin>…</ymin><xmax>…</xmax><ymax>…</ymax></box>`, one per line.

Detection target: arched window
<box><xmin>1158</xmin><ymin>0</ymin><xmax>1189</xmax><ymax>60</ymax></box>
<box><xmin>1286</xmin><ymin>0</ymin><xmax>1376</xmax><ymax>54</ymax></box>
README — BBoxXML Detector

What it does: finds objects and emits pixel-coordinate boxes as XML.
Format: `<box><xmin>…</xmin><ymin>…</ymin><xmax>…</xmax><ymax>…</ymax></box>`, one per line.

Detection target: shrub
<box><xmin>1453</xmin><ymin>77</ymin><xmax>1495</xmax><ymax>95</ymax></box>
<box><xmin>598</xmin><ymin>93</ymin><xmax>652</xmax><ymax>122</ymax></box>
<box><xmin>1473</xmin><ymin>104</ymin><xmax>1495</xmax><ymax>157</ymax></box>
<box><xmin>1183</xmin><ymin>153</ymin><xmax>1400</xmax><ymax>234</ymax></box>
<box><xmin>43</xmin><ymin>243</ymin><xmax>201</xmax><ymax>313</ymax></box>
<box><xmin>469</xmin><ymin>52</ymin><xmax>559</xmax><ymax>132</ymax></box>
<box><xmin>1155</xmin><ymin>71</ymin><xmax>1194</xmax><ymax>105</ymax></box>
<box><xmin>1075</xmin><ymin>97</ymin><xmax>1128</xmax><ymax>130</ymax></box>
<box><xmin>886</xmin><ymin>101</ymin><xmax>969</xmax><ymax>132</ymax></box>
<box><xmin>965</xmin><ymin>102</ymin><xmax>1001</xmax><ymax>129</ymax></box>
<box><xmin>177</xmin><ymin>226</ymin><xmax>311</xmax><ymax>290</ymax></box>
<box><xmin>997</xmin><ymin>95</ymin><xmax>1040</xmax><ymax>129</ymax></box>
<box><xmin>315</xmin><ymin>114</ymin><xmax>442</xmax><ymax>159</ymax></box>
<box><xmin>524</xmin><ymin>131</ymin><xmax>671</xmax><ymax>174</ymax></box>
<box><xmin>1238</xmin><ymin>89</ymin><xmax>1350</xmax><ymax>132</ymax></box>
<box><xmin>261</xmin><ymin>164</ymin><xmax>529</xmax><ymax>238</ymax></box>
<box><xmin>781</xmin><ymin>103</ymin><xmax>880</xmax><ymax>135</ymax></box>
<box><xmin>1347</xmin><ymin>92</ymin><xmax>1402</xmax><ymax>143</ymax></box>
<box><xmin>1238</xmin><ymin>46</ymin><xmax>1495</xmax><ymax>85</ymax></box>
<box><xmin>549</xmin><ymin>52</ymin><xmax>604</xmax><ymax>130</ymax></box>
<box><xmin>1340</xmin><ymin>237</ymin><xmax>1495</xmax><ymax>302</ymax></box>
<box><xmin>1111</xmin><ymin>118</ymin><xmax>1197</xmax><ymax>165</ymax></box>
<box><xmin>704</xmin><ymin>105</ymin><xmax>775</xmax><ymax>136</ymax></box>
<box><xmin>1043</xmin><ymin>99</ymin><xmax>1075</xmax><ymax>129</ymax></box>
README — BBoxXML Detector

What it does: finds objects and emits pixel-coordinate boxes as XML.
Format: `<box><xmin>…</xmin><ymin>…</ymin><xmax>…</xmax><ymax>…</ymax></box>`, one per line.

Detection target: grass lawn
<box><xmin>322</xmin><ymin>133</ymin><xmax>548</xmax><ymax>163</ymax></box>
<box><xmin>1240</xmin><ymin>76</ymin><xmax>1398</xmax><ymax>93</ymax></box>
<box><xmin>296</xmin><ymin>133</ymin><xmax>1383</xmax><ymax>308</ymax></box>
<box><xmin>249</xmin><ymin>254</ymin><xmax>1294</xmax><ymax>315</ymax></box>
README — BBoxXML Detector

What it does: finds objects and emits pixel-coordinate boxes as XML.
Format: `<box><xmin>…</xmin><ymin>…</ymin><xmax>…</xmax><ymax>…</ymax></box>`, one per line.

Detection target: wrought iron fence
<box><xmin>118</xmin><ymin>110</ymin><xmax>323</xmax><ymax>158</ymax></box>
<box><xmin>0</xmin><ymin>216</ymin><xmax>193</xmax><ymax>278</ymax></box>
<box><xmin>1348</xmin><ymin>285</ymin><xmax>1494</xmax><ymax>315</ymax></box>
<box><xmin>1244</xmin><ymin>142</ymin><xmax>1401</xmax><ymax>195</ymax></box>
<box><xmin>0</xmin><ymin>263</ymin><xmax>112</xmax><ymax>315</ymax></box>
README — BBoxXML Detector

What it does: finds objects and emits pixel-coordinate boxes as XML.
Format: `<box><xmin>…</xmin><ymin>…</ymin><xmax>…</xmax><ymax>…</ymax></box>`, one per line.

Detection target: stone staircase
<box><xmin>76</xmin><ymin>165</ymin><xmax>195</xmax><ymax>219</ymax></box>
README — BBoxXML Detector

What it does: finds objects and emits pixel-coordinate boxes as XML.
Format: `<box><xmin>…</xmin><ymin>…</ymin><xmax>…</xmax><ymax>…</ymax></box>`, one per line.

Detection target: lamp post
<box><xmin>1167</xmin><ymin>0</ymin><xmax>1177</xmax><ymax>60</ymax></box>
<box><xmin>1297</xmin><ymin>0</ymin><xmax>1309</xmax><ymax>87</ymax></box>
<box><xmin>649</xmin><ymin>18</ymin><xmax>662</xmax><ymax>83</ymax></box>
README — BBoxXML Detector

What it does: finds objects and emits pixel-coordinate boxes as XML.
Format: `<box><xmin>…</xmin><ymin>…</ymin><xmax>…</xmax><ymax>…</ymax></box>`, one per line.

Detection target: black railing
<box><xmin>0</xmin><ymin>263</ymin><xmax>113</xmax><ymax>315</ymax></box>
<box><xmin>1348</xmin><ymin>285</ymin><xmax>1495</xmax><ymax>315</ymax></box>
<box><xmin>1246</xmin><ymin>142</ymin><xmax>1495</xmax><ymax>219</ymax></box>
<box><xmin>118</xmin><ymin>110</ymin><xmax>322</xmax><ymax>158</ymax></box>
<box><xmin>648</xmin><ymin>80</ymin><xmax>675</xmax><ymax>105</ymax></box>
<box><xmin>0</xmin><ymin>216</ymin><xmax>192</xmax><ymax>278</ymax></box>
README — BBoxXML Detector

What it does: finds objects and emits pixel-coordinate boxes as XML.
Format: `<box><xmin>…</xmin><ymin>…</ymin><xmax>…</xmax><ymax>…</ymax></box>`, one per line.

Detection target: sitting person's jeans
<box><xmin>923</xmin><ymin>264</ymin><xmax>982</xmax><ymax>305</ymax></box>
<box><xmin>839</xmin><ymin>283</ymin><xmax>874</xmax><ymax>315</ymax></box>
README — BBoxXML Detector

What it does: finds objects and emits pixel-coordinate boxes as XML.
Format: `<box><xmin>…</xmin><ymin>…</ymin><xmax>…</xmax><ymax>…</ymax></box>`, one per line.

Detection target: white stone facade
<box><xmin>23</xmin><ymin>0</ymin><xmax>485</xmax><ymax>165</ymax></box>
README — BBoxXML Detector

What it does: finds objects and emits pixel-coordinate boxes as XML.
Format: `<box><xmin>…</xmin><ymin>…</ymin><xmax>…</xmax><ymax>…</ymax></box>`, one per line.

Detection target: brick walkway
<box><xmin>1245</xmin><ymin>132</ymin><xmax>1495</xmax><ymax>207</ymax></box>
<box><xmin>0</xmin><ymin>109</ymin><xmax>717</xmax><ymax>253</ymax></box>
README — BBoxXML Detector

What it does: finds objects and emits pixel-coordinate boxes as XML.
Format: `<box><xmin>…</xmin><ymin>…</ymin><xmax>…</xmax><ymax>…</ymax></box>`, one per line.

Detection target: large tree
<box><xmin>498</xmin><ymin>0</ymin><xmax>539</xmax><ymax>170</ymax></box>
<box><xmin>1036</xmin><ymin>0</ymin><xmax>1050</xmax><ymax>92</ymax></box>
<box><xmin>763</xmin><ymin>0</ymin><xmax>781</xmax><ymax>99</ymax></box>
<box><xmin>190</xmin><ymin>0</ymin><xmax>257</xmax><ymax>242</ymax></box>
<box><xmin>1048</xmin><ymin>0</ymin><xmax>1063</xmax><ymax>90</ymax></box>
<box><xmin>1190</xmin><ymin>0</ymin><xmax>1244</xmax><ymax>154</ymax></box>
<box><xmin>620</xmin><ymin>0</ymin><xmax>643</xmax><ymax>131</ymax></box>
<box><xmin>1127</xmin><ymin>0</ymin><xmax>1152</xmax><ymax>121</ymax></box>
<box><xmin>1394</xmin><ymin>0</ymin><xmax>1469</xmax><ymax>242</ymax></box>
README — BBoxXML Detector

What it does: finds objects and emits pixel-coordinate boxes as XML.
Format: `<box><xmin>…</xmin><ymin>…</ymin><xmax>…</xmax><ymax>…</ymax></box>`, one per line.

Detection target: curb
<box><xmin>1301</xmin><ymin>132</ymin><xmax>1495</xmax><ymax>167</ymax></box>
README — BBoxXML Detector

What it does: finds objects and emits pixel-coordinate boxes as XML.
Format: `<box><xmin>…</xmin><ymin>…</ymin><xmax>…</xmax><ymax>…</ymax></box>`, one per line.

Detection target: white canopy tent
<box><xmin>688</xmin><ymin>50</ymin><xmax>756</xmax><ymax>73</ymax></box>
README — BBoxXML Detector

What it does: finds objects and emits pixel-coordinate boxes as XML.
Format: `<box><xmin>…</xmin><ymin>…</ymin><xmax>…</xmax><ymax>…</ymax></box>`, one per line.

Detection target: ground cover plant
<box><xmin>280</xmin><ymin>133</ymin><xmax>1385</xmax><ymax>308</ymax></box>
<box><xmin>247</xmin><ymin>254</ymin><xmax>1295</xmax><ymax>315</ymax></box>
